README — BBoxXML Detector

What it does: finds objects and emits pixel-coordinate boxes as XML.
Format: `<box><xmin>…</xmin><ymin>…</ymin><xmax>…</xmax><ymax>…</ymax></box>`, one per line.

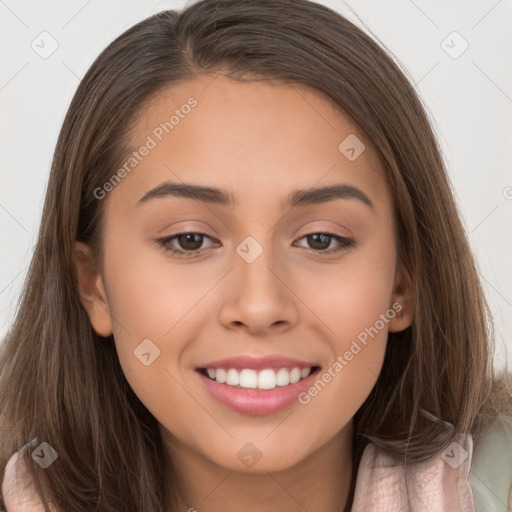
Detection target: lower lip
<box><xmin>196</xmin><ymin>370</ymin><xmax>318</xmax><ymax>415</ymax></box>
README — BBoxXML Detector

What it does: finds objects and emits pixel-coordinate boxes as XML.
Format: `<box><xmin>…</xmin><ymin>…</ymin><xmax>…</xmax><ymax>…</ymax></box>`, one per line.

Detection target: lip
<box><xmin>195</xmin><ymin>364</ymin><xmax>321</xmax><ymax>416</ymax></box>
<box><xmin>196</xmin><ymin>354</ymin><xmax>319</xmax><ymax>371</ymax></box>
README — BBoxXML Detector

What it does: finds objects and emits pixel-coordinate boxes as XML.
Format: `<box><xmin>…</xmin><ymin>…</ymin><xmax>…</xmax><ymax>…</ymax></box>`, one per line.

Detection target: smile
<box><xmin>194</xmin><ymin>355</ymin><xmax>321</xmax><ymax>415</ymax></box>
<box><xmin>198</xmin><ymin>366</ymin><xmax>317</xmax><ymax>390</ymax></box>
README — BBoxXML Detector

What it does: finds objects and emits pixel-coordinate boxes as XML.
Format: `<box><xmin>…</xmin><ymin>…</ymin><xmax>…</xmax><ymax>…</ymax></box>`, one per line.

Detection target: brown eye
<box><xmin>295</xmin><ymin>232</ymin><xmax>355</xmax><ymax>254</ymax></box>
<box><xmin>157</xmin><ymin>232</ymin><xmax>217</xmax><ymax>257</ymax></box>
<box><xmin>176</xmin><ymin>233</ymin><xmax>204</xmax><ymax>251</ymax></box>
<box><xmin>306</xmin><ymin>233</ymin><xmax>331</xmax><ymax>250</ymax></box>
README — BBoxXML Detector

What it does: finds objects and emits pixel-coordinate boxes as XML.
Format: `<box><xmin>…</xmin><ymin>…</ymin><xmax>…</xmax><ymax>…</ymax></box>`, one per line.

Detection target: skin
<box><xmin>74</xmin><ymin>74</ymin><xmax>414</xmax><ymax>512</ymax></box>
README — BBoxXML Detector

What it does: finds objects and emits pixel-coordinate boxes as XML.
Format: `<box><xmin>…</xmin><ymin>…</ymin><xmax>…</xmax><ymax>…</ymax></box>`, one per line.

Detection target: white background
<box><xmin>1</xmin><ymin>0</ymin><xmax>511</xmax><ymax>370</ymax></box>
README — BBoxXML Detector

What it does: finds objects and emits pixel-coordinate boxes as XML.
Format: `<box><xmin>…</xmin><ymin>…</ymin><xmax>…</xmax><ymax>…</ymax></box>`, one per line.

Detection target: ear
<box><xmin>388</xmin><ymin>263</ymin><xmax>414</xmax><ymax>333</ymax></box>
<box><xmin>73</xmin><ymin>241</ymin><xmax>113</xmax><ymax>337</ymax></box>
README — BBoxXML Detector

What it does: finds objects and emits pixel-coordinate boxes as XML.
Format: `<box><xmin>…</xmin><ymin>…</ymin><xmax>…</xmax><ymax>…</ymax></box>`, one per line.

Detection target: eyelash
<box><xmin>156</xmin><ymin>232</ymin><xmax>355</xmax><ymax>258</ymax></box>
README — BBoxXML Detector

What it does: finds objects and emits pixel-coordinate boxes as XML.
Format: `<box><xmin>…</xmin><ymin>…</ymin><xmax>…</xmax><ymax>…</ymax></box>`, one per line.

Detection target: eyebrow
<box><xmin>136</xmin><ymin>181</ymin><xmax>374</xmax><ymax>211</ymax></box>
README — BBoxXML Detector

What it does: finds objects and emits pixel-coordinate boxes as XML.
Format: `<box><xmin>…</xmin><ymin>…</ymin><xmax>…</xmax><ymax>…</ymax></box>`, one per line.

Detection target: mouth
<box><xmin>194</xmin><ymin>355</ymin><xmax>322</xmax><ymax>415</ymax></box>
<box><xmin>196</xmin><ymin>365</ymin><xmax>321</xmax><ymax>391</ymax></box>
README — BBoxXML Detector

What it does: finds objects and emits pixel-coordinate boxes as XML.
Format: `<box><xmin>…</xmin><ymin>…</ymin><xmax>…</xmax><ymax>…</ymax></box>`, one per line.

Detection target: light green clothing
<box><xmin>470</xmin><ymin>414</ymin><xmax>512</xmax><ymax>511</ymax></box>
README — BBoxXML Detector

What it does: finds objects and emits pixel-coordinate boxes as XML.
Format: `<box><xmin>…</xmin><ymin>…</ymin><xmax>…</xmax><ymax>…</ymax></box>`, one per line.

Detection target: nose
<box><xmin>217</xmin><ymin>237</ymin><xmax>299</xmax><ymax>337</ymax></box>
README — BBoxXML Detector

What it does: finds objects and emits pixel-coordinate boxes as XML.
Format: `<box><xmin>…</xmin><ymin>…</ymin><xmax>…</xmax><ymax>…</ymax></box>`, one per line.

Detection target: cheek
<box><xmin>298</xmin><ymin>236</ymin><xmax>396</xmax><ymax>411</ymax></box>
<box><xmin>295</xmin><ymin>266</ymin><xmax>394</xmax><ymax>448</ymax></box>
<box><xmin>101</xmin><ymin>240</ymin><xmax>206</xmax><ymax>435</ymax></box>
<box><xmin>103</xmin><ymin>233</ymin><xmax>213</xmax><ymax>340</ymax></box>
<box><xmin>308</xmin><ymin>236</ymin><xmax>397</xmax><ymax>345</ymax></box>
<box><xmin>101</xmin><ymin>232</ymin><xmax>228</xmax><ymax>411</ymax></box>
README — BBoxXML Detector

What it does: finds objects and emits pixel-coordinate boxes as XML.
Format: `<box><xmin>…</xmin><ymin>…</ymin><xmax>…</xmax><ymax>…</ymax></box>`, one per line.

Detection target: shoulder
<box><xmin>470</xmin><ymin>414</ymin><xmax>512</xmax><ymax>512</ymax></box>
<box><xmin>1</xmin><ymin>451</ymin><xmax>48</xmax><ymax>512</ymax></box>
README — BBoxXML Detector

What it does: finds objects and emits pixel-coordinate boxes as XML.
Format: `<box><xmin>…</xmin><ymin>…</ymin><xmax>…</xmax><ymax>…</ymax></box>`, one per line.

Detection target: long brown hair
<box><xmin>1</xmin><ymin>0</ymin><xmax>510</xmax><ymax>510</ymax></box>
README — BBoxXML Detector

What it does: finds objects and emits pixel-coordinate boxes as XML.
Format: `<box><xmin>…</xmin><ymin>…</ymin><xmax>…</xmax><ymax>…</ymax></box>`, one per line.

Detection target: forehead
<box><xmin>113</xmin><ymin>74</ymin><xmax>390</xmax><ymax>213</ymax></box>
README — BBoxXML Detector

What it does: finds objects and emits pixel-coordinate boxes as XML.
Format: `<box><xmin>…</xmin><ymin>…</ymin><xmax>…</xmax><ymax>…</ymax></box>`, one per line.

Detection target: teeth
<box><xmin>215</xmin><ymin>369</ymin><xmax>227</xmax><ymax>384</ymax></box>
<box><xmin>203</xmin><ymin>366</ymin><xmax>314</xmax><ymax>390</ymax></box>
<box><xmin>257</xmin><ymin>369</ymin><xmax>276</xmax><ymax>390</ymax></box>
<box><xmin>240</xmin><ymin>369</ymin><xmax>258</xmax><ymax>389</ymax></box>
<box><xmin>226</xmin><ymin>369</ymin><xmax>240</xmax><ymax>386</ymax></box>
<box><xmin>276</xmin><ymin>368</ymin><xmax>290</xmax><ymax>386</ymax></box>
<box><xmin>289</xmin><ymin>367</ymin><xmax>301</xmax><ymax>384</ymax></box>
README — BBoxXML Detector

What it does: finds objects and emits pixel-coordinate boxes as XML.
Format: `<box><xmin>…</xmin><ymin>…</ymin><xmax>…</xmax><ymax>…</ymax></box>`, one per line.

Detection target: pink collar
<box><xmin>351</xmin><ymin>433</ymin><xmax>475</xmax><ymax>511</ymax></box>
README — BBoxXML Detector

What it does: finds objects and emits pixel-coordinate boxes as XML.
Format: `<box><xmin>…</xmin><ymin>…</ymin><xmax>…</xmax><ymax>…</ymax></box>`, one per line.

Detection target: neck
<box><xmin>161</xmin><ymin>420</ymin><xmax>354</xmax><ymax>512</ymax></box>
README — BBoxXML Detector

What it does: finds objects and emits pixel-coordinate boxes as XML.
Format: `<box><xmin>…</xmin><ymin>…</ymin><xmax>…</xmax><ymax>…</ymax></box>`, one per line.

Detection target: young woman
<box><xmin>1</xmin><ymin>0</ymin><xmax>511</xmax><ymax>510</ymax></box>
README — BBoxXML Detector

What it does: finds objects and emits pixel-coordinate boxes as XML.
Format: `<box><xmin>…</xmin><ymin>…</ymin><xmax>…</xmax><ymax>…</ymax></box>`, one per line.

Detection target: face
<box><xmin>75</xmin><ymin>75</ymin><xmax>413</xmax><ymax>473</ymax></box>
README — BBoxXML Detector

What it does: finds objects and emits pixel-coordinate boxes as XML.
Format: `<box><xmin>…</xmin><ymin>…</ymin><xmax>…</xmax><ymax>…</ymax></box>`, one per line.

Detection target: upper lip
<box><xmin>196</xmin><ymin>354</ymin><xmax>320</xmax><ymax>371</ymax></box>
